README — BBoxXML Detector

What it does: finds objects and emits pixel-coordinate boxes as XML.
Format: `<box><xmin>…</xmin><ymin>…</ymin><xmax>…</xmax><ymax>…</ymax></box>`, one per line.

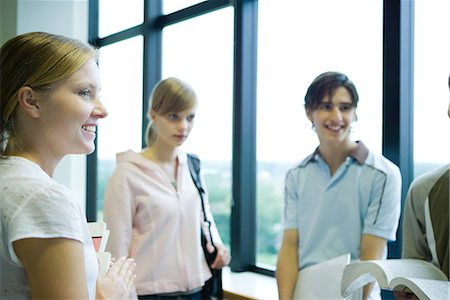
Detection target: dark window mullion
<box><xmin>159</xmin><ymin>0</ymin><xmax>231</xmax><ymax>27</ymax></box>
<box><xmin>142</xmin><ymin>0</ymin><xmax>163</xmax><ymax>147</ymax></box>
<box><xmin>382</xmin><ymin>0</ymin><xmax>414</xmax><ymax>259</ymax></box>
<box><xmin>231</xmin><ymin>0</ymin><xmax>258</xmax><ymax>272</ymax></box>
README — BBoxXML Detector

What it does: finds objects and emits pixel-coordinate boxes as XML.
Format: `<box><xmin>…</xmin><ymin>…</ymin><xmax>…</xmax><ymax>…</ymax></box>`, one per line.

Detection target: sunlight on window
<box><xmin>96</xmin><ymin>36</ymin><xmax>143</xmax><ymax>219</ymax></box>
<box><xmin>413</xmin><ymin>0</ymin><xmax>450</xmax><ymax>177</ymax></box>
<box><xmin>256</xmin><ymin>0</ymin><xmax>383</xmax><ymax>267</ymax></box>
<box><xmin>162</xmin><ymin>7</ymin><xmax>234</xmax><ymax>248</ymax></box>
<box><xmin>98</xmin><ymin>0</ymin><xmax>143</xmax><ymax>37</ymax></box>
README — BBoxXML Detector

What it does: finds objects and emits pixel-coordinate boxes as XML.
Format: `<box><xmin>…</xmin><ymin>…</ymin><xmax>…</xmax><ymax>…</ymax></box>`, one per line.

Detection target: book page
<box><xmin>99</xmin><ymin>229</ymin><xmax>110</xmax><ymax>252</ymax></box>
<box><xmin>371</xmin><ymin>259</ymin><xmax>448</xmax><ymax>282</ymax></box>
<box><xmin>342</xmin><ymin>260</ymin><xmax>390</xmax><ymax>297</ymax></box>
<box><xmin>341</xmin><ymin>259</ymin><xmax>448</xmax><ymax>298</ymax></box>
<box><xmin>390</xmin><ymin>277</ymin><xmax>450</xmax><ymax>300</ymax></box>
<box><xmin>97</xmin><ymin>251</ymin><xmax>111</xmax><ymax>277</ymax></box>
<box><xmin>293</xmin><ymin>253</ymin><xmax>350</xmax><ymax>300</ymax></box>
<box><xmin>341</xmin><ymin>272</ymin><xmax>376</xmax><ymax>298</ymax></box>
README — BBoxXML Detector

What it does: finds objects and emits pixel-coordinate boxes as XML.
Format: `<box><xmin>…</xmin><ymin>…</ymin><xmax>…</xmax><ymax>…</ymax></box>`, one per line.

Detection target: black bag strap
<box><xmin>187</xmin><ymin>153</ymin><xmax>215</xmax><ymax>247</ymax></box>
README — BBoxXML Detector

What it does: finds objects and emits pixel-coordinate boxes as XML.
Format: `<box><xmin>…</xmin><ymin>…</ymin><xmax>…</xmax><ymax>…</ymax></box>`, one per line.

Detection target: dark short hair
<box><xmin>304</xmin><ymin>71</ymin><xmax>359</xmax><ymax>110</ymax></box>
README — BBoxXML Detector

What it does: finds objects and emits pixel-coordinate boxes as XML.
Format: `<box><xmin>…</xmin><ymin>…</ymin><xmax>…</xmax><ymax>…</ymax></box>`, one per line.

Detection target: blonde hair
<box><xmin>145</xmin><ymin>77</ymin><xmax>198</xmax><ymax>146</ymax></box>
<box><xmin>0</xmin><ymin>32</ymin><xmax>98</xmax><ymax>157</ymax></box>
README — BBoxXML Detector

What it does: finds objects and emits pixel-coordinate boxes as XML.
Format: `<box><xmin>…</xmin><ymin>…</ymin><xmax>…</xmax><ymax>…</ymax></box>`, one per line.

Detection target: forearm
<box><xmin>276</xmin><ymin>247</ymin><xmax>298</xmax><ymax>300</ymax></box>
<box><xmin>360</xmin><ymin>234</ymin><xmax>387</xmax><ymax>300</ymax></box>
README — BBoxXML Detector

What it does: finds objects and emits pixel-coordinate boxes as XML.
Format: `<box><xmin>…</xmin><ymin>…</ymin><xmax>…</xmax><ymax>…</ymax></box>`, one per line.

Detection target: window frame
<box><xmin>87</xmin><ymin>0</ymin><xmax>414</xmax><ymax>276</ymax></box>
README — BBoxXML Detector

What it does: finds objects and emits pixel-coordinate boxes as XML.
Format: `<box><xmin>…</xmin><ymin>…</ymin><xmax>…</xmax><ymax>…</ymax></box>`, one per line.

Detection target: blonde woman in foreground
<box><xmin>0</xmin><ymin>32</ymin><xmax>135</xmax><ymax>299</ymax></box>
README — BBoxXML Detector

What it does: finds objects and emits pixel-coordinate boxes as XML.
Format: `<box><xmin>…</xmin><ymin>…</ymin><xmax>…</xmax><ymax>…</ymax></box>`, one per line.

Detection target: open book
<box><xmin>88</xmin><ymin>221</ymin><xmax>111</xmax><ymax>277</ymax></box>
<box><xmin>293</xmin><ymin>253</ymin><xmax>351</xmax><ymax>300</ymax></box>
<box><xmin>341</xmin><ymin>259</ymin><xmax>449</xmax><ymax>300</ymax></box>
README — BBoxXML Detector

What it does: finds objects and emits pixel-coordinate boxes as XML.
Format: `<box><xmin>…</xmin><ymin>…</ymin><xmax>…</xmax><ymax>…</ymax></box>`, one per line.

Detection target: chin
<box><xmin>78</xmin><ymin>143</ymin><xmax>96</xmax><ymax>155</ymax></box>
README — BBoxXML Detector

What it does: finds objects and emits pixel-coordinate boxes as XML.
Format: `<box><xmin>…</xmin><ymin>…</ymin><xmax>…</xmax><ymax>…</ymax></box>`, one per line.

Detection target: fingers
<box><xmin>107</xmin><ymin>256</ymin><xmax>136</xmax><ymax>281</ymax></box>
<box><xmin>206</xmin><ymin>243</ymin><xmax>215</xmax><ymax>254</ymax></box>
<box><xmin>128</xmin><ymin>274</ymin><xmax>137</xmax><ymax>289</ymax></box>
<box><xmin>106</xmin><ymin>256</ymin><xmax>126</xmax><ymax>276</ymax></box>
<box><xmin>210</xmin><ymin>247</ymin><xmax>231</xmax><ymax>269</ymax></box>
<box><xmin>96</xmin><ymin>256</ymin><xmax>136</xmax><ymax>300</ymax></box>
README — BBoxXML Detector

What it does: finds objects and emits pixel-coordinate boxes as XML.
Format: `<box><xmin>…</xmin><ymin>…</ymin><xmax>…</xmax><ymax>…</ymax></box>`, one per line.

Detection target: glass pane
<box><xmin>99</xmin><ymin>0</ymin><xmax>144</xmax><ymax>37</ymax></box>
<box><xmin>257</xmin><ymin>0</ymin><xmax>383</xmax><ymax>267</ymax></box>
<box><xmin>162</xmin><ymin>7</ymin><xmax>234</xmax><ymax>248</ymax></box>
<box><xmin>414</xmin><ymin>0</ymin><xmax>450</xmax><ymax>177</ymax></box>
<box><xmin>163</xmin><ymin>0</ymin><xmax>205</xmax><ymax>15</ymax></box>
<box><xmin>96</xmin><ymin>36</ymin><xmax>143</xmax><ymax>220</ymax></box>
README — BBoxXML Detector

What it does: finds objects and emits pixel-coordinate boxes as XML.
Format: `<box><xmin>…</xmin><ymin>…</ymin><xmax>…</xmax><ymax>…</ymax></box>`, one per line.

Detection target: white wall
<box><xmin>16</xmin><ymin>0</ymin><xmax>90</xmax><ymax>210</ymax></box>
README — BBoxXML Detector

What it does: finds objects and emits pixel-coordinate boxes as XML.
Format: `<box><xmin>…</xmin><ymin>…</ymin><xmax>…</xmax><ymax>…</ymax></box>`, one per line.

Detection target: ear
<box><xmin>305</xmin><ymin>107</ymin><xmax>313</xmax><ymax>123</ymax></box>
<box><xmin>17</xmin><ymin>86</ymin><xmax>41</xmax><ymax>118</ymax></box>
<box><xmin>149</xmin><ymin>109</ymin><xmax>157</xmax><ymax>122</ymax></box>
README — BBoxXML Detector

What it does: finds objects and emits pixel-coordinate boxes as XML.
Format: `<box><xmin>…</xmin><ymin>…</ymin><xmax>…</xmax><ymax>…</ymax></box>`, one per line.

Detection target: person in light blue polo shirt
<box><xmin>276</xmin><ymin>71</ymin><xmax>402</xmax><ymax>300</ymax></box>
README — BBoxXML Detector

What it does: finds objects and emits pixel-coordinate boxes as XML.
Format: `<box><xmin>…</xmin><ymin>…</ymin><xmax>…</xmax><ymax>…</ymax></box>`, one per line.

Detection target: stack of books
<box><xmin>88</xmin><ymin>221</ymin><xmax>111</xmax><ymax>277</ymax></box>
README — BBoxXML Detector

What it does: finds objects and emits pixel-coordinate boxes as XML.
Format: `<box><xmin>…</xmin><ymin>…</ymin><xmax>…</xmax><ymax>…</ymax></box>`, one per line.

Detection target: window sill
<box><xmin>222</xmin><ymin>267</ymin><xmax>278</xmax><ymax>300</ymax></box>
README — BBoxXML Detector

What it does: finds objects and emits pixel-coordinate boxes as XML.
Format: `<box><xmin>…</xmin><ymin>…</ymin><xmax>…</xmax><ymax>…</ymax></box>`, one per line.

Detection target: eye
<box><xmin>187</xmin><ymin>114</ymin><xmax>196</xmax><ymax>122</ymax></box>
<box><xmin>319</xmin><ymin>103</ymin><xmax>332</xmax><ymax>110</ymax></box>
<box><xmin>79</xmin><ymin>89</ymin><xmax>92</xmax><ymax>99</ymax></box>
<box><xmin>340</xmin><ymin>103</ymin><xmax>353</xmax><ymax>111</ymax></box>
<box><xmin>167</xmin><ymin>113</ymin><xmax>179</xmax><ymax>121</ymax></box>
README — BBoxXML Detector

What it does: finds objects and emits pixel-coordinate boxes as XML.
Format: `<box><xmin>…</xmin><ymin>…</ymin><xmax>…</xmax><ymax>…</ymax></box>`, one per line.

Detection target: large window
<box><xmin>162</xmin><ymin>7</ymin><xmax>234</xmax><ymax>248</ymax></box>
<box><xmin>256</xmin><ymin>0</ymin><xmax>383</xmax><ymax>267</ymax></box>
<box><xmin>96</xmin><ymin>36</ymin><xmax>143</xmax><ymax>220</ymax></box>
<box><xmin>89</xmin><ymin>0</ymin><xmax>418</xmax><ymax>277</ymax></box>
<box><xmin>98</xmin><ymin>0</ymin><xmax>143</xmax><ymax>37</ymax></box>
<box><xmin>413</xmin><ymin>0</ymin><xmax>450</xmax><ymax>177</ymax></box>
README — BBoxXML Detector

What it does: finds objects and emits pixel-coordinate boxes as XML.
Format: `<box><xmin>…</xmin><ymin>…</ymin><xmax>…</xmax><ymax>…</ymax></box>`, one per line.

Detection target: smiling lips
<box><xmin>325</xmin><ymin>124</ymin><xmax>344</xmax><ymax>132</ymax></box>
<box><xmin>82</xmin><ymin>125</ymin><xmax>96</xmax><ymax>133</ymax></box>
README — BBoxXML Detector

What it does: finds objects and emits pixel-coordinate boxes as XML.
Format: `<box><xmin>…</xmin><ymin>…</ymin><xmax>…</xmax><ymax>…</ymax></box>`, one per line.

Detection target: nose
<box><xmin>177</xmin><ymin>118</ymin><xmax>190</xmax><ymax>131</ymax></box>
<box><xmin>329</xmin><ymin>106</ymin><xmax>343</xmax><ymax>121</ymax></box>
<box><xmin>92</xmin><ymin>98</ymin><xmax>108</xmax><ymax>118</ymax></box>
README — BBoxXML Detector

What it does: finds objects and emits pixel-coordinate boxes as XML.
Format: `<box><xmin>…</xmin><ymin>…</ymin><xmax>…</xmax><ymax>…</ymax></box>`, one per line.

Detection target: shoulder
<box><xmin>110</xmin><ymin>150</ymin><xmax>157</xmax><ymax>179</ymax></box>
<box><xmin>364</xmin><ymin>151</ymin><xmax>401</xmax><ymax>179</ymax></box>
<box><xmin>285</xmin><ymin>154</ymin><xmax>315</xmax><ymax>181</ymax></box>
<box><xmin>2</xmin><ymin>178</ymin><xmax>84</xmax><ymax>259</ymax></box>
<box><xmin>1</xmin><ymin>160</ymin><xmax>76</xmax><ymax>213</ymax></box>
<box><xmin>409</xmin><ymin>164</ymin><xmax>449</xmax><ymax>196</ymax></box>
<box><xmin>412</xmin><ymin>164</ymin><xmax>449</xmax><ymax>186</ymax></box>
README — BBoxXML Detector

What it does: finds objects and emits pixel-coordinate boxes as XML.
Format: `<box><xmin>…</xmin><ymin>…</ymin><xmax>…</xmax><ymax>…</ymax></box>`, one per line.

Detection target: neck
<box><xmin>141</xmin><ymin>144</ymin><xmax>179</xmax><ymax>184</ymax></box>
<box><xmin>318</xmin><ymin>140</ymin><xmax>357</xmax><ymax>176</ymax></box>
<box><xmin>142</xmin><ymin>143</ymin><xmax>178</xmax><ymax>163</ymax></box>
<box><xmin>9</xmin><ymin>149</ymin><xmax>59</xmax><ymax>177</ymax></box>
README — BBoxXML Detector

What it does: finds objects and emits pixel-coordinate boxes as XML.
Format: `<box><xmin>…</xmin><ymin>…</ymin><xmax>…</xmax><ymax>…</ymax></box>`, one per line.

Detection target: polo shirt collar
<box><xmin>305</xmin><ymin>141</ymin><xmax>369</xmax><ymax>165</ymax></box>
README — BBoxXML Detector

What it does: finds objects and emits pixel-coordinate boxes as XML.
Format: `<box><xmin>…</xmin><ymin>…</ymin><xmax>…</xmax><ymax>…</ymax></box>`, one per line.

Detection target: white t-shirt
<box><xmin>0</xmin><ymin>156</ymin><xmax>98</xmax><ymax>299</ymax></box>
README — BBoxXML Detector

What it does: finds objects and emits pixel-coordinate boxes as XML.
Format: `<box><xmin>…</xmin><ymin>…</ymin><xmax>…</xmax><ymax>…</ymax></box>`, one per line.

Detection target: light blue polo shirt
<box><xmin>283</xmin><ymin>141</ymin><xmax>402</xmax><ymax>270</ymax></box>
